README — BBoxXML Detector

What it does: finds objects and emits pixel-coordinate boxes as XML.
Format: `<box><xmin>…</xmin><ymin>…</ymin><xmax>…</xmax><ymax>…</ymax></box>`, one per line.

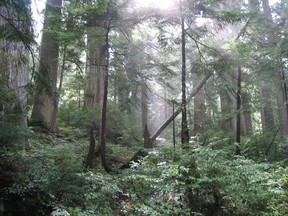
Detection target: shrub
<box><xmin>119</xmin><ymin>145</ymin><xmax>288</xmax><ymax>216</ymax></box>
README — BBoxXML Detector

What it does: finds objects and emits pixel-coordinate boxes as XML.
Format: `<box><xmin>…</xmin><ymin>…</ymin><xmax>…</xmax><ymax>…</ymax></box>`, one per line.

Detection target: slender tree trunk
<box><xmin>31</xmin><ymin>0</ymin><xmax>62</xmax><ymax>132</ymax></box>
<box><xmin>50</xmin><ymin>44</ymin><xmax>66</xmax><ymax>133</ymax></box>
<box><xmin>180</xmin><ymin>12</ymin><xmax>189</xmax><ymax>145</ymax></box>
<box><xmin>220</xmin><ymin>71</ymin><xmax>237</xmax><ymax>133</ymax></box>
<box><xmin>141</xmin><ymin>81</ymin><xmax>148</xmax><ymax>129</ymax></box>
<box><xmin>241</xmin><ymin>91</ymin><xmax>252</xmax><ymax>134</ymax></box>
<box><xmin>261</xmin><ymin>88</ymin><xmax>277</xmax><ymax>135</ymax></box>
<box><xmin>241</xmin><ymin>73</ymin><xmax>253</xmax><ymax>135</ymax></box>
<box><xmin>192</xmin><ymin>73</ymin><xmax>206</xmax><ymax>134</ymax></box>
<box><xmin>85</xmin><ymin>125</ymin><xmax>96</xmax><ymax>169</ymax></box>
<box><xmin>99</xmin><ymin>17</ymin><xmax>112</xmax><ymax>173</ymax></box>
<box><xmin>236</xmin><ymin>67</ymin><xmax>241</xmax><ymax>155</ymax></box>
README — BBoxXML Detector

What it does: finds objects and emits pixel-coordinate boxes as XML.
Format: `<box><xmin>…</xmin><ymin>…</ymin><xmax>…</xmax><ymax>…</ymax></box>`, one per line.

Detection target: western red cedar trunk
<box><xmin>84</xmin><ymin>19</ymin><xmax>106</xmax><ymax>111</ymax></box>
<box><xmin>31</xmin><ymin>0</ymin><xmax>62</xmax><ymax>132</ymax></box>
<box><xmin>0</xmin><ymin>1</ymin><xmax>30</xmax><ymax>128</ymax></box>
<box><xmin>262</xmin><ymin>0</ymin><xmax>288</xmax><ymax>135</ymax></box>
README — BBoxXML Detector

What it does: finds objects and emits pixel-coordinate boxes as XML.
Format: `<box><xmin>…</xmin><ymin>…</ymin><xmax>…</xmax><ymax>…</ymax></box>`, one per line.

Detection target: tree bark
<box><xmin>192</xmin><ymin>73</ymin><xmax>206</xmax><ymax>134</ymax></box>
<box><xmin>262</xmin><ymin>0</ymin><xmax>288</xmax><ymax>135</ymax></box>
<box><xmin>85</xmin><ymin>125</ymin><xmax>97</xmax><ymax>169</ymax></box>
<box><xmin>0</xmin><ymin>1</ymin><xmax>30</xmax><ymax>128</ymax></box>
<box><xmin>180</xmin><ymin>11</ymin><xmax>189</xmax><ymax>145</ymax></box>
<box><xmin>50</xmin><ymin>44</ymin><xmax>66</xmax><ymax>133</ymax></box>
<box><xmin>261</xmin><ymin>88</ymin><xmax>277</xmax><ymax>135</ymax></box>
<box><xmin>144</xmin><ymin>125</ymin><xmax>153</xmax><ymax>148</ymax></box>
<box><xmin>220</xmin><ymin>71</ymin><xmax>237</xmax><ymax>133</ymax></box>
<box><xmin>84</xmin><ymin>19</ymin><xmax>106</xmax><ymax>111</ymax></box>
<box><xmin>236</xmin><ymin>67</ymin><xmax>241</xmax><ymax>155</ymax></box>
<box><xmin>141</xmin><ymin>81</ymin><xmax>148</xmax><ymax>130</ymax></box>
<box><xmin>99</xmin><ymin>16</ymin><xmax>112</xmax><ymax>173</ymax></box>
<box><xmin>241</xmin><ymin>73</ymin><xmax>253</xmax><ymax>135</ymax></box>
<box><xmin>31</xmin><ymin>0</ymin><xmax>62</xmax><ymax>132</ymax></box>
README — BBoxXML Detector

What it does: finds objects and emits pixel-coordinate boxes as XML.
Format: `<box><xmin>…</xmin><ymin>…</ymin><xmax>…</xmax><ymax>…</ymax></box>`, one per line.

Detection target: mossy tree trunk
<box><xmin>31</xmin><ymin>0</ymin><xmax>62</xmax><ymax>132</ymax></box>
<box><xmin>84</xmin><ymin>19</ymin><xmax>106</xmax><ymax>111</ymax></box>
<box><xmin>0</xmin><ymin>1</ymin><xmax>31</xmax><ymax>128</ymax></box>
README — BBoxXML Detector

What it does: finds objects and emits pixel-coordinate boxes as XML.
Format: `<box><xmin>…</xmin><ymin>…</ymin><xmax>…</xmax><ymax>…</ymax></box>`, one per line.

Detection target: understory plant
<box><xmin>119</xmin><ymin>143</ymin><xmax>288</xmax><ymax>216</ymax></box>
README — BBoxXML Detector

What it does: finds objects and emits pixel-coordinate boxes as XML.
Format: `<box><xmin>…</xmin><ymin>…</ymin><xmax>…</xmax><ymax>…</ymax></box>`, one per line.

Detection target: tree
<box><xmin>180</xmin><ymin>1</ymin><xmax>189</xmax><ymax>145</ymax></box>
<box><xmin>31</xmin><ymin>0</ymin><xmax>62</xmax><ymax>132</ymax></box>
<box><xmin>219</xmin><ymin>69</ymin><xmax>237</xmax><ymax>133</ymax></box>
<box><xmin>192</xmin><ymin>72</ymin><xmax>207</xmax><ymax>134</ymax></box>
<box><xmin>84</xmin><ymin>14</ymin><xmax>106</xmax><ymax>110</ymax></box>
<box><xmin>236</xmin><ymin>66</ymin><xmax>241</xmax><ymax>155</ymax></box>
<box><xmin>262</xmin><ymin>0</ymin><xmax>288</xmax><ymax>135</ymax></box>
<box><xmin>241</xmin><ymin>73</ymin><xmax>253</xmax><ymax>135</ymax></box>
<box><xmin>0</xmin><ymin>0</ymin><xmax>31</xmax><ymax>128</ymax></box>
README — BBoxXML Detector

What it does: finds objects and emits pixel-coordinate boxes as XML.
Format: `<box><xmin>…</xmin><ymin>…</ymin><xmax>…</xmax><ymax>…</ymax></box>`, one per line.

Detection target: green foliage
<box><xmin>119</xmin><ymin>144</ymin><xmax>288</xmax><ymax>216</ymax></box>
<box><xmin>216</xmin><ymin>8</ymin><xmax>245</xmax><ymax>23</ymax></box>
<box><xmin>0</xmin><ymin>0</ymin><xmax>33</xmax><ymax>44</ymax></box>
<box><xmin>2</xmin><ymin>129</ymin><xmax>287</xmax><ymax>216</ymax></box>
<box><xmin>57</xmin><ymin>103</ymin><xmax>100</xmax><ymax>131</ymax></box>
<box><xmin>2</xmin><ymin>135</ymin><xmax>121</xmax><ymax>215</ymax></box>
<box><xmin>57</xmin><ymin>100</ymin><xmax>142</xmax><ymax>145</ymax></box>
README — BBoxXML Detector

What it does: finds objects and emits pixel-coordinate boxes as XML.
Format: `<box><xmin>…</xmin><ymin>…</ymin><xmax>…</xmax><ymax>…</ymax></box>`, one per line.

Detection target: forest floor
<box><xmin>1</xmin><ymin>128</ymin><xmax>288</xmax><ymax>216</ymax></box>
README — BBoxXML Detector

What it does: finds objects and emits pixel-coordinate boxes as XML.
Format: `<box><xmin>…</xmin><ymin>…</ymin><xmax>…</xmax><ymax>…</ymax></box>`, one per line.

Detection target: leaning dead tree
<box><xmin>150</xmin><ymin>73</ymin><xmax>211</xmax><ymax>145</ymax></box>
<box><xmin>119</xmin><ymin>74</ymin><xmax>211</xmax><ymax>169</ymax></box>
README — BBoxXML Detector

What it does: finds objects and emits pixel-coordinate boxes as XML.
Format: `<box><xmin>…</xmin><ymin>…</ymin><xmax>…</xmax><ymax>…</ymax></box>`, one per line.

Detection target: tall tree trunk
<box><xmin>262</xmin><ymin>0</ymin><xmax>288</xmax><ymax>135</ymax></box>
<box><xmin>236</xmin><ymin>67</ymin><xmax>241</xmax><ymax>155</ymax></box>
<box><xmin>247</xmin><ymin>0</ymin><xmax>277</xmax><ymax>136</ymax></box>
<box><xmin>31</xmin><ymin>0</ymin><xmax>62</xmax><ymax>132</ymax></box>
<box><xmin>220</xmin><ymin>71</ymin><xmax>237</xmax><ymax>133</ymax></box>
<box><xmin>99</xmin><ymin>16</ymin><xmax>112</xmax><ymax>173</ymax></box>
<box><xmin>220</xmin><ymin>89</ymin><xmax>236</xmax><ymax>133</ymax></box>
<box><xmin>241</xmin><ymin>91</ymin><xmax>253</xmax><ymax>135</ymax></box>
<box><xmin>241</xmin><ymin>73</ymin><xmax>253</xmax><ymax>135</ymax></box>
<box><xmin>0</xmin><ymin>1</ymin><xmax>30</xmax><ymax>128</ymax></box>
<box><xmin>261</xmin><ymin>88</ymin><xmax>277</xmax><ymax>135</ymax></box>
<box><xmin>141</xmin><ymin>81</ymin><xmax>148</xmax><ymax>130</ymax></box>
<box><xmin>192</xmin><ymin>73</ymin><xmax>206</xmax><ymax>134</ymax></box>
<box><xmin>50</xmin><ymin>44</ymin><xmax>66</xmax><ymax>133</ymax></box>
<box><xmin>275</xmin><ymin>68</ymin><xmax>288</xmax><ymax>135</ymax></box>
<box><xmin>141</xmin><ymin>81</ymin><xmax>153</xmax><ymax>148</ymax></box>
<box><xmin>84</xmin><ymin>19</ymin><xmax>106</xmax><ymax>111</ymax></box>
<box><xmin>180</xmin><ymin>11</ymin><xmax>189</xmax><ymax>145</ymax></box>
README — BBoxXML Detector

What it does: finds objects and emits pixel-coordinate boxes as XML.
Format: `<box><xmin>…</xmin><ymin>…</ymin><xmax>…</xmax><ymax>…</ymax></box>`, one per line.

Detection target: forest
<box><xmin>0</xmin><ymin>0</ymin><xmax>288</xmax><ymax>215</ymax></box>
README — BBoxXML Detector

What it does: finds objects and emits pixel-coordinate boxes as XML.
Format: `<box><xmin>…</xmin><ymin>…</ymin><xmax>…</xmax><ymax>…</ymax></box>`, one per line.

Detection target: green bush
<box><xmin>119</xmin><ymin>145</ymin><xmax>288</xmax><ymax>216</ymax></box>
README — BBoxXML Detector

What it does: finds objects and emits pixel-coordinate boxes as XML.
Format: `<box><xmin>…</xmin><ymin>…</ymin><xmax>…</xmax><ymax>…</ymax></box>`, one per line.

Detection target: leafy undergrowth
<box><xmin>119</xmin><ymin>143</ymin><xmax>288</xmax><ymax>216</ymax></box>
<box><xmin>1</xmin><ymin>132</ymin><xmax>288</xmax><ymax>216</ymax></box>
